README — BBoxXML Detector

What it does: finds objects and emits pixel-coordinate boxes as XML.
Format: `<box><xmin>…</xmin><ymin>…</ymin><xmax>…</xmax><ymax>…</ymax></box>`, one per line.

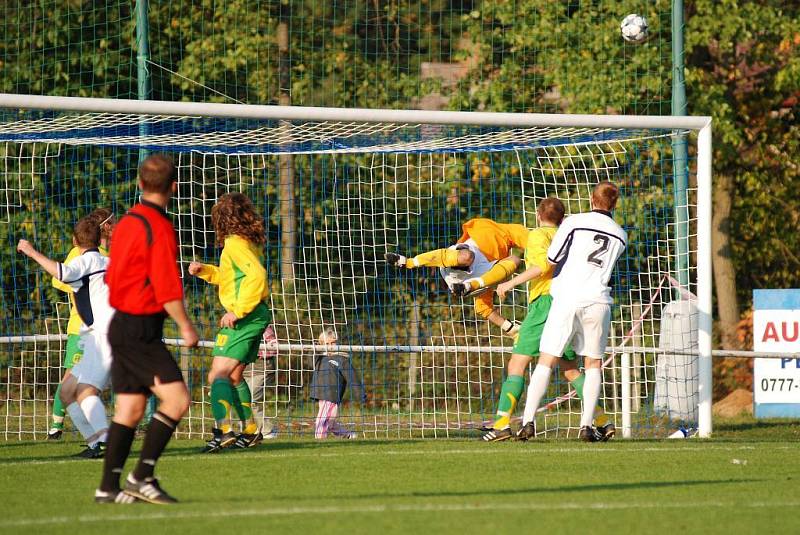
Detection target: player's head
<box><xmin>211</xmin><ymin>192</ymin><xmax>266</xmax><ymax>246</ymax></box>
<box><xmin>537</xmin><ymin>197</ymin><xmax>566</xmax><ymax>226</ymax></box>
<box><xmin>591</xmin><ymin>181</ymin><xmax>619</xmax><ymax>211</ymax></box>
<box><xmin>319</xmin><ymin>327</ymin><xmax>338</xmax><ymax>346</ymax></box>
<box><xmin>138</xmin><ymin>154</ymin><xmax>177</xmax><ymax>194</ymax></box>
<box><xmin>453</xmin><ymin>244</ymin><xmax>475</xmax><ymax>268</ymax></box>
<box><xmin>73</xmin><ymin>215</ymin><xmax>101</xmax><ymax>249</ymax></box>
<box><xmin>88</xmin><ymin>207</ymin><xmax>115</xmax><ymax>241</ymax></box>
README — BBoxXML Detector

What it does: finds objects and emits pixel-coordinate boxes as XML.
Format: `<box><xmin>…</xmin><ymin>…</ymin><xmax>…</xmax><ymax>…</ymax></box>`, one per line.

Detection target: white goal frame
<box><xmin>0</xmin><ymin>93</ymin><xmax>713</xmax><ymax>437</ymax></box>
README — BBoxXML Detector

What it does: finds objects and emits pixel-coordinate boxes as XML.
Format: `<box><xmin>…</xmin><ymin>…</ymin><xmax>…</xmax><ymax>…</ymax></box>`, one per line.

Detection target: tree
<box><xmin>685</xmin><ymin>0</ymin><xmax>800</xmax><ymax>348</ymax></box>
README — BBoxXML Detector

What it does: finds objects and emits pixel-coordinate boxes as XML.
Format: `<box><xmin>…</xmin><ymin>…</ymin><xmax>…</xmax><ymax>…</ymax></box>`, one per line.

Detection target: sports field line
<box><xmin>1</xmin><ymin>443</ymin><xmax>794</xmax><ymax>467</ymax></box>
<box><xmin>2</xmin><ymin>499</ymin><xmax>799</xmax><ymax>527</ymax></box>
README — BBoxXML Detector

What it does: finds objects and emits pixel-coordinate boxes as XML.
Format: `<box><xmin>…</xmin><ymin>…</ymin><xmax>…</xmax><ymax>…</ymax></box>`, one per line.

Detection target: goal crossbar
<box><xmin>0</xmin><ymin>93</ymin><xmax>711</xmax><ymax>130</ymax></box>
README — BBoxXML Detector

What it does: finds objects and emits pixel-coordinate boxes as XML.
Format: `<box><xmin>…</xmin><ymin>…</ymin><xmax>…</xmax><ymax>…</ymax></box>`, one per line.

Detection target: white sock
<box><xmin>521</xmin><ymin>364</ymin><xmax>552</xmax><ymax>425</ymax></box>
<box><xmin>581</xmin><ymin>368</ymin><xmax>602</xmax><ymax>427</ymax></box>
<box><xmin>66</xmin><ymin>402</ymin><xmax>95</xmax><ymax>440</ymax></box>
<box><xmin>80</xmin><ymin>395</ymin><xmax>108</xmax><ymax>443</ymax></box>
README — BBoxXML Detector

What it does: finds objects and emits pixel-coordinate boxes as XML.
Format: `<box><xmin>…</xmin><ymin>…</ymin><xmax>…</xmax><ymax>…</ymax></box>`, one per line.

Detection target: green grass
<box><xmin>1</xmin><ymin>419</ymin><xmax>799</xmax><ymax>535</ymax></box>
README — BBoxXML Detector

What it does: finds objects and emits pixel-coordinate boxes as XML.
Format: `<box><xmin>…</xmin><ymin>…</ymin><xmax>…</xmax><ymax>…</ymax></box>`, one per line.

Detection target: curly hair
<box><xmin>211</xmin><ymin>192</ymin><xmax>266</xmax><ymax>246</ymax></box>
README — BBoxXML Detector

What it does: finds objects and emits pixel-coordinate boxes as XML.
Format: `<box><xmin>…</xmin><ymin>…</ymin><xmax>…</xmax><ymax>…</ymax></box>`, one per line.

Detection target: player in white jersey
<box><xmin>18</xmin><ymin>215</ymin><xmax>114</xmax><ymax>457</ymax></box>
<box><xmin>522</xmin><ymin>182</ymin><xmax>627</xmax><ymax>442</ymax></box>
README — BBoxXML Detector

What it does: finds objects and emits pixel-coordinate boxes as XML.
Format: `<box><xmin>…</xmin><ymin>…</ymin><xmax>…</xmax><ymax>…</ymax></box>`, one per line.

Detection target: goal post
<box><xmin>0</xmin><ymin>93</ymin><xmax>712</xmax><ymax>439</ymax></box>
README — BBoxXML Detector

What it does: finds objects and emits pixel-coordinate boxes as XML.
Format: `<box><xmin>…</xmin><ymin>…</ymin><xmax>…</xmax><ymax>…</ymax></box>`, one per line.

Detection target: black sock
<box><xmin>99</xmin><ymin>422</ymin><xmax>136</xmax><ymax>492</ymax></box>
<box><xmin>132</xmin><ymin>411</ymin><xmax>178</xmax><ymax>481</ymax></box>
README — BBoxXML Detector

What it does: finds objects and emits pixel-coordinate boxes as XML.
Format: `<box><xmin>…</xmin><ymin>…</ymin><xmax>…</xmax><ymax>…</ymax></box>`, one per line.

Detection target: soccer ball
<box><xmin>620</xmin><ymin>14</ymin><xmax>648</xmax><ymax>44</ymax></box>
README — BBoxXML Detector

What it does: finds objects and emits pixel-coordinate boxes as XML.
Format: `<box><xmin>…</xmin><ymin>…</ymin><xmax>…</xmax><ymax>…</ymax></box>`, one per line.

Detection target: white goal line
<box><xmin>0</xmin><ymin>334</ymin><xmax>791</xmax><ymax>359</ymax></box>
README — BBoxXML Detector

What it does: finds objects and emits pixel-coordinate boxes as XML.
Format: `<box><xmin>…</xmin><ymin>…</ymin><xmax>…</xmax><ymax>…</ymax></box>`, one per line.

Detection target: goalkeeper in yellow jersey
<box><xmin>482</xmin><ymin>198</ymin><xmax>614</xmax><ymax>442</ymax></box>
<box><xmin>47</xmin><ymin>208</ymin><xmax>115</xmax><ymax>441</ymax></box>
<box><xmin>385</xmin><ymin>218</ymin><xmax>528</xmax><ymax>338</ymax></box>
<box><xmin>189</xmin><ymin>193</ymin><xmax>271</xmax><ymax>452</ymax></box>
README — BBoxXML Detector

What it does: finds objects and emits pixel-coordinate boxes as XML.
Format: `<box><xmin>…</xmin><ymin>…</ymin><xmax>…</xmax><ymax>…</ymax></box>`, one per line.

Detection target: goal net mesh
<box><xmin>0</xmin><ymin>107</ymin><xmax>700</xmax><ymax>439</ymax></box>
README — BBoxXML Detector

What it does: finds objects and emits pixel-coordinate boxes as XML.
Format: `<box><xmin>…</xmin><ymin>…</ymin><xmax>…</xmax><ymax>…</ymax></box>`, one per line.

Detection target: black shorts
<box><xmin>108</xmin><ymin>311</ymin><xmax>184</xmax><ymax>394</ymax></box>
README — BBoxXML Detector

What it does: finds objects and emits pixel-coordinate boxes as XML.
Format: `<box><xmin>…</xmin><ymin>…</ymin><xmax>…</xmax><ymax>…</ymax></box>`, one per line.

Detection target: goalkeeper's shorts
<box><xmin>212</xmin><ymin>302</ymin><xmax>272</xmax><ymax>364</ymax></box>
<box><xmin>512</xmin><ymin>295</ymin><xmax>576</xmax><ymax>361</ymax></box>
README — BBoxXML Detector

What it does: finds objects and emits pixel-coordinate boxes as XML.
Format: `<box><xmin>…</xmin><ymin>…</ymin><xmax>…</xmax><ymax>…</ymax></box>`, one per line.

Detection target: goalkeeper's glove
<box><xmin>501</xmin><ymin>319</ymin><xmax>521</xmax><ymax>338</ymax></box>
<box><xmin>384</xmin><ymin>252</ymin><xmax>407</xmax><ymax>268</ymax></box>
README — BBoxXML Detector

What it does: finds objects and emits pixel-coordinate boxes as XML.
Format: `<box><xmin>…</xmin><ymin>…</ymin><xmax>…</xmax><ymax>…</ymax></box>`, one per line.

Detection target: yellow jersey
<box><xmin>196</xmin><ymin>235</ymin><xmax>268</xmax><ymax>318</ymax></box>
<box><xmin>52</xmin><ymin>245</ymin><xmax>108</xmax><ymax>335</ymax></box>
<box><xmin>524</xmin><ymin>226</ymin><xmax>557</xmax><ymax>303</ymax></box>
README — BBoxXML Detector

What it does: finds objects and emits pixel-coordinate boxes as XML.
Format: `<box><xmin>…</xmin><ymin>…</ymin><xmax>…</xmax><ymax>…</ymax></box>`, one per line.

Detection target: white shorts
<box><xmin>539</xmin><ymin>302</ymin><xmax>611</xmax><ymax>359</ymax></box>
<box><xmin>71</xmin><ymin>329</ymin><xmax>112</xmax><ymax>390</ymax></box>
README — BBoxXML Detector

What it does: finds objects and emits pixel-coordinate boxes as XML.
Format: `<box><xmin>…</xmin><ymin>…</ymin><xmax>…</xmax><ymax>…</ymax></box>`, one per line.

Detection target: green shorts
<box><xmin>512</xmin><ymin>295</ymin><xmax>576</xmax><ymax>361</ymax></box>
<box><xmin>64</xmin><ymin>333</ymin><xmax>83</xmax><ymax>369</ymax></box>
<box><xmin>212</xmin><ymin>302</ymin><xmax>272</xmax><ymax>365</ymax></box>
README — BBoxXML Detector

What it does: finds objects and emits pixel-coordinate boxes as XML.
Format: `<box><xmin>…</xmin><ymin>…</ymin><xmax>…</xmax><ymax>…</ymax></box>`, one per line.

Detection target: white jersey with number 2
<box><xmin>547</xmin><ymin>210</ymin><xmax>627</xmax><ymax>305</ymax></box>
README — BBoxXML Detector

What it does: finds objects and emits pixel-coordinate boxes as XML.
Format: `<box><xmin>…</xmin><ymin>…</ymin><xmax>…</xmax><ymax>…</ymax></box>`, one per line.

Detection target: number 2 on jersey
<box><xmin>587</xmin><ymin>234</ymin><xmax>610</xmax><ymax>267</ymax></box>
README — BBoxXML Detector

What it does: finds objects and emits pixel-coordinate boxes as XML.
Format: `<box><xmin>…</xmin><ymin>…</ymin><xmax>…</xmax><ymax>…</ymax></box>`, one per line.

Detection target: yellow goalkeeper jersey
<box><xmin>457</xmin><ymin>218</ymin><xmax>528</xmax><ymax>262</ymax></box>
<box><xmin>195</xmin><ymin>235</ymin><xmax>268</xmax><ymax>318</ymax></box>
<box><xmin>524</xmin><ymin>226</ymin><xmax>557</xmax><ymax>303</ymax></box>
<box><xmin>52</xmin><ymin>245</ymin><xmax>108</xmax><ymax>335</ymax></box>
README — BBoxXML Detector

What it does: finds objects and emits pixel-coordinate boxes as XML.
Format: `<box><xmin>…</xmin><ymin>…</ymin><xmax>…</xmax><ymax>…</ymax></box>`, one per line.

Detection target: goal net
<box><xmin>0</xmin><ymin>95</ymin><xmax>712</xmax><ymax>440</ymax></box>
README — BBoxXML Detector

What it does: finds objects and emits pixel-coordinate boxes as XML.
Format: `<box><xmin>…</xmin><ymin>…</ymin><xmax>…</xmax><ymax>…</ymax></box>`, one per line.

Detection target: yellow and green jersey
<box><xmin>51</xmin><ymin>245</ymin><xmax>108</xmax><ymax>335</ymax></box>
<box><xmin>524</xmin><ymin>226</ymin><xmax>557</xmax><ymax>303</ymax></box>
<box><xmin>196</xmin><ymin>235</ymin><xmax>268</xmax><ymax>318</ymax></box>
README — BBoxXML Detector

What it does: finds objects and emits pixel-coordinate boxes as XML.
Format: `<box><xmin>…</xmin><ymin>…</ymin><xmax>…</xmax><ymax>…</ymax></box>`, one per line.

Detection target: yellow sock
<box><xmin>408</xmin><ymin>248</ymin><xmax>461</xmax><ymax>268</ymax></box>
<box><xmin>221</xmin><ymin>423</ymin><xmax>232</xmax><ymax>433</ymax></box>
<box><xmin>243</xmin><ymin>422</ymin><xmax>258</xmax><ymax>435</ymax></box>
<box><xmin>594</xmin><ymin>407</ymin><xmax>608</xmax><ymax>427</ymax></box>
<box><xmin>470</xmin><ymin>258</ymin><xmax>516</xmax><ymax>289</ymax></box>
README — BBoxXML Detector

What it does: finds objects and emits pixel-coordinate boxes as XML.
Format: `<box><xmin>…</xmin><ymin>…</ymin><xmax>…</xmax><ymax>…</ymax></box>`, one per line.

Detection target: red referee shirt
<box><xmin>106</xmin><ymin>200</ymin><xmax>184</xmax><ymax>315</ymax></box>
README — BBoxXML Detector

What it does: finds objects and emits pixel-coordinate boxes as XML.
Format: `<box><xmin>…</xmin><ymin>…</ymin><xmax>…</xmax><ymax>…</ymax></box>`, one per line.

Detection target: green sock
<box><xmin>51</xmin><ymin>383</ymin><xmax>65</xmax><ymax>430</ymax></box>
<box><xmin>210</xmin><ymin>378</ymin><xmax>234</xmax><ymax>433</ymax></box>
<box><xmin>570</xmin><ymin>374</ymin><xmax>586</xmax><ymax>400</ymax></box>
<box><xmin>492</xmin><ymin>374</ymin><xmax>525</xmax><ymax>430</ymax></box>
<box><xmin>232</xmin><ymin>381</ymin><xmax>257</xmax><ymax>434</ymax></box>
<box><xmin>570</xmin><ymin>373</ymin><xmax>608</xmax><ymax>426</ymax></box>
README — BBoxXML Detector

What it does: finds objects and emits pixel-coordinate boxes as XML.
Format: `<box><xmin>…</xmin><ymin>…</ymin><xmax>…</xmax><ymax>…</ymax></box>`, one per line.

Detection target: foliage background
<box><xmin>1</xmin><ymin>0</ymin><xmax>798</xmax><ymax>401</ymax></box>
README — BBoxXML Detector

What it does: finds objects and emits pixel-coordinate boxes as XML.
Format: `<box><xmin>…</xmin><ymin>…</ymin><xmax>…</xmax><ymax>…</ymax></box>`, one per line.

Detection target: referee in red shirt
<box><xmin>96</xmin><ymin>154</ymin><xmax>199</xmax><ymax>505</ymax></box>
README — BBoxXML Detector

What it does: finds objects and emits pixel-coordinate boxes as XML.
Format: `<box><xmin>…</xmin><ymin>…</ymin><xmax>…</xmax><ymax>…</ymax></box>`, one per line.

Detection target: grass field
<box><xmin>1</xmin><ymin>419</ymin><xmax>798</xmax><ymax>535</ymax></box>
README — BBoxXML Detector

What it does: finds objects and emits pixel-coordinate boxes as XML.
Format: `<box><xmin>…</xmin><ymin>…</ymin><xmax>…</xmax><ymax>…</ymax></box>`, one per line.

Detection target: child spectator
<box><xmin>310</xmin><ymin>328</ymin><xmax>366</xmax><ymax>439</ymax></box>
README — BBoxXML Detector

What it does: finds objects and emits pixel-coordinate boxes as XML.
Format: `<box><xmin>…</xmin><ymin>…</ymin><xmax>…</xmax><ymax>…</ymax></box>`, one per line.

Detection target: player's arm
<box><xmin>474</xmin><ymin>292</ymin><xmax>520</xmax><ymax>337</ymax></box>
<box><xmin>52</xmin><ymin>248</ymin><xmax>80</xmax><ymax>293</ymax></box>
<box><xmin>546</xmin><ymin>220</ymin><xmax>573</xmax><ymax>266</ymax></box>
<box><xmin>495</xmin><ymin>265</ymin><xmax>545</xmax><ymax>300</ymax></box>
<box><xmin>163</xmin><ymin>299</ymin><xmax>199</xmax><ymax>347</ymax></box>
<box><xmin>17</xmin><ymin>240</ymin><xmax>62</xmax><ymax>280</ymax></box>
<box><xmin>225</xmin><ymin>240</ymin><xmax>267</xmax><ymax>320</ymax></box>
<box><xmin>188</xmin><ymin>261</ymin><xmax>221</xmax><ymax>284</ymax></box>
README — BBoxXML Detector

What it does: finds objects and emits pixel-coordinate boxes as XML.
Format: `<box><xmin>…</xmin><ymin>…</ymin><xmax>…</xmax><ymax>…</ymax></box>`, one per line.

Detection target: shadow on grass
<box><xmin>286</xmin><ymin>478</ymin><xmax>763</xmax><ymax>503</ymax></box>
<box><xmin>201</xmin><ymin>478</ymin><xmax>763</xmax><ymax>507</ymax></box>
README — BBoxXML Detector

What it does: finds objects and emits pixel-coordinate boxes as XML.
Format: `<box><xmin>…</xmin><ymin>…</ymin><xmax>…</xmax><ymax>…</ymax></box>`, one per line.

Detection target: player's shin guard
<box><xmin>100</xmin><ymin>422</ymin><xmax>136</xmax><ymax>492</ymax></box>
<box><xmin>468</xmin><ymin>257</ymin><xmax>517</xmax><ymax>291</ymax></box>
<box><xmin>132</xmin><ymin>411</ymin><xmax>178</xmax><ymax>481</ymax></box>
<box><xmin>492</xmin><ymin>374</ymin><xmax>524</xmax><ymax>430</ymax></box>
<box><xmin>580</xmin><ymin>368</ymin><xmax>602</xmax><ymax>428</ymax></box>
<box><xmin>232</xmin><ymin>381</ymin><xmax>258</xmax><ymax>435</ymax></box>
<box><xmin>521</xmin><ymin>365</ymin><xmax>552</xmax><ymax>425</ymax></box>
<box><xmin>66</xmin><ymin>401</ymin><xmax>97</xmax><ymax>440</ymax></box>
<box><xmin>407</xmin><ymin>248</ymin><xmax>461</xmax><ymax>268</ymax></box>
<box><xmin>210</xmin><ymin>378</ymin><xmax>235</xmax><ymax>433</ymax></box>
<box><xmin>80</xmin><ymin>395</ymin><xmax>108</xmax><ymax>442</ymax></box>
<box><xmin>51</xmin><ymin>383</ymin><xmax>66</xmax><ymax>430</ymax></box>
